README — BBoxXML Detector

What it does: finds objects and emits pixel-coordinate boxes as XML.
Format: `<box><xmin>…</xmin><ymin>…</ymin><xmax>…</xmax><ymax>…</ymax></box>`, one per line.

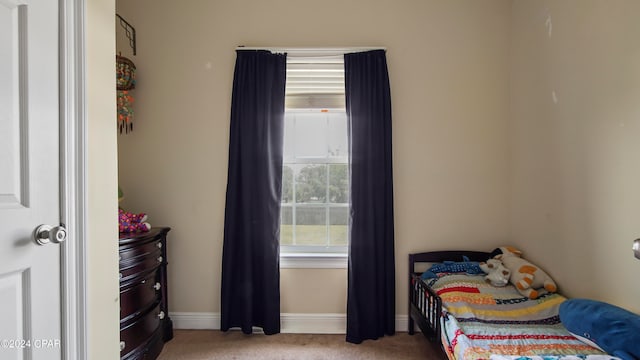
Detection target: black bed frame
<box><xmin>408</xmin><ymin>251</ymin><xmax>491</xmax><ymax>342</ymax></box>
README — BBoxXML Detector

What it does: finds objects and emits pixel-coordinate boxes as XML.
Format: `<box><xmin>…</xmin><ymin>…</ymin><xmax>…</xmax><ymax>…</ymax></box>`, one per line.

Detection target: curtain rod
<box><xmin>235</xmin><ymin>46</ymin><xmax>386</xmax><ymax>56</ymax></box>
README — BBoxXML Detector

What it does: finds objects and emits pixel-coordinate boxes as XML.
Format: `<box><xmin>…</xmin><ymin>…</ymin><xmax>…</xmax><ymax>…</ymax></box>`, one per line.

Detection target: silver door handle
<box><xmin>34</xmin><ymin>224</ymin><xmax>67</xmax><ymax>245</ymax></box>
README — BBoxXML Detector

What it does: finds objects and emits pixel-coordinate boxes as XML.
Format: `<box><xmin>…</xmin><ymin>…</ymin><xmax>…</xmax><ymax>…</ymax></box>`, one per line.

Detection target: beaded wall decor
<box><xmin>117</xmin><ymin>55</ymin><xmax>136</xmax><ymax>90</ymax></box>
<box><xmin>116</xmin><ymin>55</ymin><xmax>136</xmax><ymax>133</ymax></box>
<box><xmin>117</xmin><ymin>90</ymin><xmax>134</xmax><ymax>133</ymax></box>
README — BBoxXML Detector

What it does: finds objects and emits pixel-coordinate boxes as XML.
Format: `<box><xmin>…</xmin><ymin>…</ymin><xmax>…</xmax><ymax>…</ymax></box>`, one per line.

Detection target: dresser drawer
<box><xmin>120</xmin><ymin>238</ymin><xmax>163</xmax><ymax>263</ymax></box>
<box><xmin>119</xmin><ymin>248</ymin><xmax>162</xmax><ymax>282</ymax></box>
<box><xmin>121</xmin><ymin>326</ymin><xmax>164</xmax><ymax>360</ymax></box>
<box><xmin>121</xmin><ymin>271</ymin><xmax>161</xmax><ymax>322</ymax></box>
<box><xmin>120</xmin><ymin>302</ymin><xmax>163</xmax><ymax>358</ymax></box>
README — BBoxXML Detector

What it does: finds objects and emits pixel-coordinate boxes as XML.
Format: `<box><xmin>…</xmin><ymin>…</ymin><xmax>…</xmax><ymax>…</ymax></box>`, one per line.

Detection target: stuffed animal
<box><xmin>421</xmin><ymin>256</ymin><xmax>484</xmax><ymax>279</ymax></box>
<box><xmin>479</xmin><ymin>258</ymin><xmax>511</xmax><ymax>287</ymax></box>
<box><xmin>560</xmin><ymin>298</ymin><xmax>640</xmax><ymax>360</ymax></box>
<box><xmin>492</xmin><ymin>246</ymin><xmax>557</xmax><ymax>299</ymax></box>
<box><xmin>118</xmin><ymin>208</ymin><xmax>151</xmax><ymax>233</ymax></box>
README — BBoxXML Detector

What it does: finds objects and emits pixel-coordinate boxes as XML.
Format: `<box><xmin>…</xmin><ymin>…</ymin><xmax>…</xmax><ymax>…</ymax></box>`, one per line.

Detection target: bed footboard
<box><xmin>409</xmin><ymin>273</ymin><xmax>441</xmax><ymax>340</ymax></box>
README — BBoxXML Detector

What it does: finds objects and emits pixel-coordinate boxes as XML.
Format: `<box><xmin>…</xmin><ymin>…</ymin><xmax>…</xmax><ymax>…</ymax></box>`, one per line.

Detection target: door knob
<box><xmin>34</xmin><ymin>224</ymin><xmax>67</xmax><ymax>245</ymax></box>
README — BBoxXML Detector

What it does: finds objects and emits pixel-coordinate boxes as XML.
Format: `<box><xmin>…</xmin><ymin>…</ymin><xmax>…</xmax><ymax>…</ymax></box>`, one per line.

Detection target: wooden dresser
<box><xmin>119</xmin><ymin>227</ymin><xmax>173</xmax><ymax>360</ymax></box>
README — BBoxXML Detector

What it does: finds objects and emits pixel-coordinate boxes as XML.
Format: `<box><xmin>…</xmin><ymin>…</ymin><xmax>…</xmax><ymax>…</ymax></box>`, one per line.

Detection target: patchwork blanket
<box><xmin>426</xmin><ymin>274</ymin><xmax>619</xmax><ymax>360</ymax></box>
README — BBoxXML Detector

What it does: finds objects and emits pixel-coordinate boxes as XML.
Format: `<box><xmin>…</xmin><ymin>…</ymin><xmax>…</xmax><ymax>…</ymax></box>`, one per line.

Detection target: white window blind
<box><xmin>285</xmin><ymin>55</ymin><xmax>345</xmax><ymax>109</ymax></box>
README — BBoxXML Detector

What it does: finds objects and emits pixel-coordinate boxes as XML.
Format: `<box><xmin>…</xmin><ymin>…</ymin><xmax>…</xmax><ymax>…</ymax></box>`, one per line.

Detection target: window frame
<box><xmin>280</xmin><ymin>109</ymin><xmax>349</xmax><ymax>268</ymax></box>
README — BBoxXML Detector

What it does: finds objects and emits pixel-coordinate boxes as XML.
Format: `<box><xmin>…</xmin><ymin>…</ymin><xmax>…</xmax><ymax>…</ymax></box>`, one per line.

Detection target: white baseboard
<box><xmin>171</xmin><ymin>312</ymin><xmax>220</xmax><ymax>330</ymax></box>
<box><xmin>170</xmin><ymin>312</ymin><xmax>409</xmax><ymax>334</ymax></box>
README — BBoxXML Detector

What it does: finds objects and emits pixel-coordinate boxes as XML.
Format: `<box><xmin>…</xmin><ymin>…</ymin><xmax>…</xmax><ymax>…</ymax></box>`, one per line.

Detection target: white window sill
<box><xmin>280</xmin><ymin>253</ymin><xmax>348</xmax><ymax>269</ymax></box>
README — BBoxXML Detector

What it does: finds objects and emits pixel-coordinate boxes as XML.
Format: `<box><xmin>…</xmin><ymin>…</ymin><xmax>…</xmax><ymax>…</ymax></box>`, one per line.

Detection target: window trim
<box><xmin>280</xmin><ymin>252</ymin><xmax>348</xmax><ymax>269</ymax></box>
<box><xmin>280</xmin><ymin>54</ymin><xmax>350</xmax><ymax>267</ymax></box>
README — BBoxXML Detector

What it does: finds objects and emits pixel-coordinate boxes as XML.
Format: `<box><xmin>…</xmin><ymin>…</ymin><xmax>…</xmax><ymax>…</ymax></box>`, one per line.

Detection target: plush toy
<box><xmin>492</xmin><ymin>246</ymin><xmax>557</xmax><ymax>299</ymax></box>
<box><xmin>118</xmin><ymin>208</ymin><xmax>151</xmax><ymax>233</ymax></box>
<box><xmin>421</xmin><ymin>256</ymin><xmax>484</xmax><ymax>279</ymax></box>
<box><xmin>559</xmin><ymin>298</ymin><xmax>640</xmax><ymax>360</ymax></box>
<box><xmin>479</xmin><ymin>258</ymin><xmax>511</xmax><ymax>287</ymax></box>
<box><xmin>117</xmin><ymin>186</ymin><xmax>151</xmax><ymax>233</ymax></box>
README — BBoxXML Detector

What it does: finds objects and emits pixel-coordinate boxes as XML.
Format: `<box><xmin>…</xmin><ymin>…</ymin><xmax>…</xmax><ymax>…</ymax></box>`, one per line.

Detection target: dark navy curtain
<box><xmin>345</xmin><ymin>50</ymin><xmax>395</xmax><ymax>344</ymax></box>
<box><xmin>221</xmin><ymin>50</ymin><xmax>286</xmax><ymax>335</ymax></box>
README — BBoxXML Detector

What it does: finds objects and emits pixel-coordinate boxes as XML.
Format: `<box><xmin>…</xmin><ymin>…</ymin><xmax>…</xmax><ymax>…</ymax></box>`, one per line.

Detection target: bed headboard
<box><xmin>409</xmin><ymin>250</ymin><xmax>492</xmax><ymax>275</ymax></box>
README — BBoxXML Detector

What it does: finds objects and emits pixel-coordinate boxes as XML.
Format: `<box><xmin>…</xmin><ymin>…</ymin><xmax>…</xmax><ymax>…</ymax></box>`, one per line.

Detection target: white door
<box><xmin>0</xmin><ymin>0</ymin><xmax>63</xmax><ymax>359</ymax></box>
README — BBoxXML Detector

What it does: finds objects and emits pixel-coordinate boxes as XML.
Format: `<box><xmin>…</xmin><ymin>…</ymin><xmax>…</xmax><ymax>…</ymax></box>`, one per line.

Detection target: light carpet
<box><xmin>157</xmin><ymin>330</ymin><xmax>448</xmax><ymax>360</ymax></box>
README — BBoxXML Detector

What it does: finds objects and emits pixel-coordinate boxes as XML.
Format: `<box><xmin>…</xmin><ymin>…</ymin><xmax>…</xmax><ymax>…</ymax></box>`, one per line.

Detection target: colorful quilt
<box><xmin>426</xmin><ymin>273</ymin><xmax>619</xmax><ymax>360</ymax></box>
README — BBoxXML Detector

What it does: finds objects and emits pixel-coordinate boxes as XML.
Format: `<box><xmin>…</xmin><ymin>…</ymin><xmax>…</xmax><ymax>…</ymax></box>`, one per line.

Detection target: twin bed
<box><xmin>408</xmin><ymin>251</ymin><xmax>617</xmax><ymax>360</ymax></box>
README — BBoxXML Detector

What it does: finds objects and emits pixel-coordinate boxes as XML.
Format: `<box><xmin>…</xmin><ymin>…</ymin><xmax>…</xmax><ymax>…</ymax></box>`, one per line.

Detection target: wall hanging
<box><xmin>116</xmin><ymin>55</ymin><xmax>136</xmax><ymax>133</ymax></box>
<box><xmin>116</xmin><ymin>14</ymin><xmax>136</xmax><ymax>55</ymax></box>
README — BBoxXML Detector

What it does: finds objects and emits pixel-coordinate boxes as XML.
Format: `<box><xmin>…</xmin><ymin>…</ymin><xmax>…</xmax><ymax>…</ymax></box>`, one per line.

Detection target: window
<box><xmin>280</xmin><ymin>54</ymin><xmax>348</xmax><ymax>267</ymax></box>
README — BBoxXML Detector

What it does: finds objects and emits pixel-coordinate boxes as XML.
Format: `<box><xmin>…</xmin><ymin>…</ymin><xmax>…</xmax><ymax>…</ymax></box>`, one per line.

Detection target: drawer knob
<box><xmin>120</xmin><ymin>341</ymin><xmax>125</xmax><ymax>351</ymax></box>
<box><xmin>157</xmin><ymin>242</ymin><xmax>162</xmax><ymax>249</ymax></box>
<box><xmin>158</xmin><ymin>311</ymin><xmax>165</xmax><ymax>320</ymax></box>
<box><xmin>157</xmin><ymin>256</ymin><xmax>163</xmax><ymax>263</ymax></box>
<box><xmin>154</xmin><ymin>282</ymin><xmax>161</xmax><ymax>290</ymax></box>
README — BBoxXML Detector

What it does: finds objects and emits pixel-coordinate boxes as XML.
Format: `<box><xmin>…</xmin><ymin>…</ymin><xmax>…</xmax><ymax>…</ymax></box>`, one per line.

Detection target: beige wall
<box><xmin>87</xmin><ymin>0</ymin><xmax>120</xmax><ymax>357</ymax></box>
<box><xmin>510</xmin><ymin>0</ymin><xmax>640</xmax><ymax>313</ymax></box>
<box><xmin>115</xmin><ymin>0</ymin><xmax>512</xmax><ymax>317</ymax></box>
<box><xmin>105</xmin><ymin>0</ymin><xmax>640</xmax><ymax>340</ymax></box>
